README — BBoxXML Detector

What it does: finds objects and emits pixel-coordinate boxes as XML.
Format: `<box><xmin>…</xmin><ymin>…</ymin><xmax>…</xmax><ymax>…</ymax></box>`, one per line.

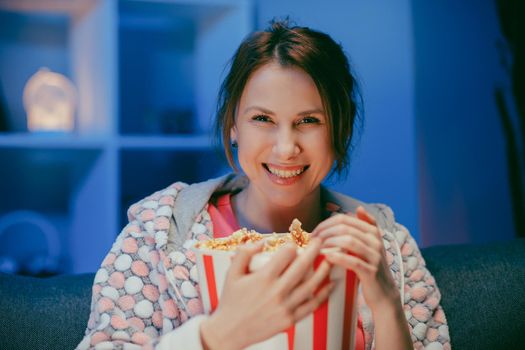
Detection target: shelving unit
<box><xmin>0</xmin><ymin>0</ymin><xmax>252</xmax><ymax>274</ymax></box>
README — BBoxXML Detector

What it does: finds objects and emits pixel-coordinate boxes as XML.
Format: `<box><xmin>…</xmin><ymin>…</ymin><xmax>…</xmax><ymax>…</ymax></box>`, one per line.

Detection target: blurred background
<box><xmin>0</xmin><ymin>0</ymin><xmax>523</xmax><ymax>276</ymax></box>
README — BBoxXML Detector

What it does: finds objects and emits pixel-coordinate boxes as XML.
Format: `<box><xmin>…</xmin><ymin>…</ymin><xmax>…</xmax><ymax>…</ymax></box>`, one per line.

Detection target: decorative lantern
<box><xmin>23</xmin><ymin>67</ymin><xmax>77</xmax><ymax>132</ymax></box>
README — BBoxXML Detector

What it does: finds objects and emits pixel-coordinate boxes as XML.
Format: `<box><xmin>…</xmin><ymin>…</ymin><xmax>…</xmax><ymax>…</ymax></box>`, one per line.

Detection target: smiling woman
<box><xmin>78</xmin><ymin>19</ymin><xmax>450</xmax><ymax>350</ymax></box>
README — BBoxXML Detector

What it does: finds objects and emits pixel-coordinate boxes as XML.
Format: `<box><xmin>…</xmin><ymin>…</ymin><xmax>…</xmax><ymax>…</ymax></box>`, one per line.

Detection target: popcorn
<box><xmin>194</xmin><ymin>228</ymin><xmax>264</xmax><ymax>251</ymax></box>
<box><xmin>194</xmin><ymin>218</ymin><xmax>310</xmax><ymax>252</ymax></box>
<box><xmin>289</xmin><ymin>218</ymin><xmax>310</xmax><ymax>247</ymax></box>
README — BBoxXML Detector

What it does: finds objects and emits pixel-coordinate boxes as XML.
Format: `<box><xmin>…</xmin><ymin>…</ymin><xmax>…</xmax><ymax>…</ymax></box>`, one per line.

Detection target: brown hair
<box><xmin>214</xmin><ymin>18</ymin><xmax>363</xmax><ymax>179</ymax></box>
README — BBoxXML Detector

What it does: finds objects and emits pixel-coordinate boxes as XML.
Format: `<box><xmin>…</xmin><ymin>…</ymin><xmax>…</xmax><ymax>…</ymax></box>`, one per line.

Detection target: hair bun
<box><xmin>269</xmin><ymin>16</ymin><xmax>295</xmax><ymax>31</ymax></box>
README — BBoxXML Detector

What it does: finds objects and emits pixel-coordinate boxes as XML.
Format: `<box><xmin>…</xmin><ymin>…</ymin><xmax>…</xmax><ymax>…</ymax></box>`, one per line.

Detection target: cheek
<box><xmin>306</xmin><ymin>130</ymin><xmax>333</xmax><ymax>155</ymax></box>
<box><xmin>311</xmin><ymin>134</ymin><xmax>336</xmax><ymax>174</ymax></box>
<box><xmin>237</xmin><ymin>143</ymin><xmax>262</xmax><ymax>171</ymax></box>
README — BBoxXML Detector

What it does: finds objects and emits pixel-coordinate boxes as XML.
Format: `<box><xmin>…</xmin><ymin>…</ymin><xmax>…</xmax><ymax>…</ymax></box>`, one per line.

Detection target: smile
<box><xmin>263</xmin><ymin>163</ymin><xmax>309</xmax><ymax>178</ymax></box>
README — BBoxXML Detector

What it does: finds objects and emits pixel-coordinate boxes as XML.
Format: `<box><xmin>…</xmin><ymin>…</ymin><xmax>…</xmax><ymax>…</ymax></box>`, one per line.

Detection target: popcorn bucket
<box><xmin>192</xmin><ymin>242</ymin><xmax>360</xmax><ymax>350</ymax></box>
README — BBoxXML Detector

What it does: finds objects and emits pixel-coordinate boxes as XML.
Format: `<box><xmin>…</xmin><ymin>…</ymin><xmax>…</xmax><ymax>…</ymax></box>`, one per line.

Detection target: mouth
<box><xmin>263</xmin><ymin>163</ymin><xmax>309</xmax><ymax>179</ymax></box>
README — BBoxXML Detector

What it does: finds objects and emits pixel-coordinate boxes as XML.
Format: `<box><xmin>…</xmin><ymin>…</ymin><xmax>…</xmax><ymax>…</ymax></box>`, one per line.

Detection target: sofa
<box><xmin>1</xmin><ymin>239</ymin><xmax>524</xmax><ymax>350</ymax></box>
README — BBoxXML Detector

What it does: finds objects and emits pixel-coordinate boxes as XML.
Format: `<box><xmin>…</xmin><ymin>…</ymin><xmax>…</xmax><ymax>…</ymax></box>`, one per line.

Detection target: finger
<box><xmin>317</xmin><ymin>224</ymin><xmax>364</xmax><ymax>241</ymax></box>
<box><xmin>323</xmin><ymin>236</ymin><xmax>381</xmax><ymax>264</ymax></box>
<box><xmin>261</xmin><ymin>243</ymin><xmax>298</xmax><ymax>278</ymax></box>
<box><xmin>316</xmin><ymin>224</ymin><xmax>382</xmax><ymax>252</ymax></box>
<box><xmin>356</xmin><ymin>207</ymin><xmax>382</xmax><ymax>240</ymax></box>
<box><xmin>324</xmin><ymin>251</ymin><xmax>376</xmax><ymax>278</ymax></box>
<box><xmin>293</xmin><ymin>281</ymin><xmax>334</xmax><ymax>322</ymax></box>
<box><xmin>312</xmin><ymin>214</ymin><xmax>376</xmax><ymax>237</ymax></box>
<box><xmin>228</xmin><ymin>241</ymin><xmax>264</xmax><ymax>277</ymax></box>
<box><xmin>276</xmin><ymin>238</ymin><xmax>322</xmax><ymax>292</ymax></box>
<box><xmin>286</xmin><ymin>259</ymin><xmax>331</xmax><ymax>309</ymax></box>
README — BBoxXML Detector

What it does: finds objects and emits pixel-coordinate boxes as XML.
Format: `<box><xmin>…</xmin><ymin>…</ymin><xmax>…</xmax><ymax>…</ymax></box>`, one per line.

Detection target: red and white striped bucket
<box><xmin>192</xmin><ymin>243</ymin><xmax>360</xmax><ymax>350</ymax></box>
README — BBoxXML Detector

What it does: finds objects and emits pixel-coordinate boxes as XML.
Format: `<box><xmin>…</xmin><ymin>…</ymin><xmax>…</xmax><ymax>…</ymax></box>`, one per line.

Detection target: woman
<box><xmin>78</xmin><ymin>20</ymin><xmax>450</xmax><ymax>350</ymax></box>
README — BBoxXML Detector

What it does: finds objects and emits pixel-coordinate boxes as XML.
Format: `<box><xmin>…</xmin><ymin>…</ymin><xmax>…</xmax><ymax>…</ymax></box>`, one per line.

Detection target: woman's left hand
<box><xmin>311</xmin><ymin>206</ymin><xmax>399</xmax><ymax>311</ymax></box>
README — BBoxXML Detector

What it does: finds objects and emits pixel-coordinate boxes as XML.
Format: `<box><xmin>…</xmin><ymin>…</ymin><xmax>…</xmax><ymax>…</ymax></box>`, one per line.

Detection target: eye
<box><xmin>252</xmin><ymin>114</ymin><xmax>272</xmax><ymax>123</ymax></box>
<box><xmin>298</xmin><ymin>116</ymin><xmax>321</xmax><ymax>124</ymax></box>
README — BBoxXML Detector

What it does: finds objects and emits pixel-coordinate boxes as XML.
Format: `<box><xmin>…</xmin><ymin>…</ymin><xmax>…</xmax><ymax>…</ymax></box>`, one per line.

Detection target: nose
<box><xmin>272</xmin><ymin>126</ymin><xmax>300</xmax><ymax>160</ymax></box>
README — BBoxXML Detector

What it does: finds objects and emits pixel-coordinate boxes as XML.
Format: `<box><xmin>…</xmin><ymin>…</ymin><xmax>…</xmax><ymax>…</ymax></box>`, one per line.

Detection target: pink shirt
<box><xmin>208</xmin><ymin>193</ymin><xmax>365</xmax><ymax>350</ymax></box>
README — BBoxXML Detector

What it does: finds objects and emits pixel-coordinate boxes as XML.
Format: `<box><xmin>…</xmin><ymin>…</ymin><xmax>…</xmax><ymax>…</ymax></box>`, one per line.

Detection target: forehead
<box><xmin>238</xmin><ymin>62</ymin><xmax>324</xmax><ymax>114</ymax></box>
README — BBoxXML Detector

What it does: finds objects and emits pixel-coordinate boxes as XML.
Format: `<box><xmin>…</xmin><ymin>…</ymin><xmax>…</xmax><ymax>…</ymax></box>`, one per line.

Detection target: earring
<box><xmin>231</xmin><ymin>140</ymin><xmax>238</xmax><ymax>148</ymax></box>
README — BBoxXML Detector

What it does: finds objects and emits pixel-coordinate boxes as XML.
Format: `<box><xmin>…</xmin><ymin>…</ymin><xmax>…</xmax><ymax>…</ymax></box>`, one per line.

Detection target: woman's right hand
<box><xmin>200</xmin><ymin>237</ymin><xmax>332</xmax><ymax>350</ymax></box>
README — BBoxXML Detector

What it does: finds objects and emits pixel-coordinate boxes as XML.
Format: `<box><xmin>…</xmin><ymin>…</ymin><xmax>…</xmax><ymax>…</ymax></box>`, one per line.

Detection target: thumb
<box><xmin>228</xmin><ymin>241</ymin><xmax>264</xmax><ymax>277</ymax></box>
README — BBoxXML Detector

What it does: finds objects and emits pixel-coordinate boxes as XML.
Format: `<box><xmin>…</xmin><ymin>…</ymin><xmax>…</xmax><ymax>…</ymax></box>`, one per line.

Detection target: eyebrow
<box><xmin>242</xmin><ymin>105</ymin><xmax>325</xmax><ymax>116</ymax></box>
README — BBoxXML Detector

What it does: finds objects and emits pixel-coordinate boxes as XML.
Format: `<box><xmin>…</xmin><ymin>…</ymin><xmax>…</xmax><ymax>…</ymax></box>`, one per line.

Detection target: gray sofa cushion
<box><xmin>0</xmin><ymin>272</ymin><xmax>93</xmax><ymax>350</ymax></box>
<box><xmin>0</xmin><ymin>239</ymin><xmax>524</xmax><ymax>349</ymax></box>
<box><xmin>424</xmin><ymin>239</ymin><xmax>525</xmax><ymax>350</ymax></box>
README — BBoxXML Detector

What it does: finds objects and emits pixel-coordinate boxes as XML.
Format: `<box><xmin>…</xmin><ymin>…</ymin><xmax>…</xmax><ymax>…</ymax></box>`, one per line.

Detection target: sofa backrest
<box><xmin>423</xmin><ymin>238</ymin><xmax>525</xmax><ymax>350</ymax></box>
<box><xmin>0</xmin><ymin>272</ymin><xmax>93</xmax><ymax>349</ymax></box>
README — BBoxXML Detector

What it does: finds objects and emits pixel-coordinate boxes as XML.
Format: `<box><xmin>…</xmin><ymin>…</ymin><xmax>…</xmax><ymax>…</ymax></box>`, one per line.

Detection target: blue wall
<box><xmin>412</xmin><ymin>0</ymin><xmax>515</xmax><ymax>245</ymax></box>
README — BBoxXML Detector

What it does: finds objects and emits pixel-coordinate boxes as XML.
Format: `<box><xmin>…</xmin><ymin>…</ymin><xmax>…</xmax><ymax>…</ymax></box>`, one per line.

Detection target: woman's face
<box><xmin>232</xmin><ymin>62</ymin><xmax>335</xmax><ymax>208</ymax></box>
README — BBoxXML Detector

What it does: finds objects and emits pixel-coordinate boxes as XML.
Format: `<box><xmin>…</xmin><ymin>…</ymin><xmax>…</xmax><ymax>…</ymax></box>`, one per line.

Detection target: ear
<box><xmin>230</xmin><ymin>126</ymin><xmax>238</xmax><ymax>143</ymax></box>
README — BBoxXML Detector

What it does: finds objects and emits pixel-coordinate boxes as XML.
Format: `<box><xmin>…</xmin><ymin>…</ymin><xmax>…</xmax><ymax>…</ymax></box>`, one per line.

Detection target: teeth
<box><xmin>267</xmin><ymin>165</ymin><xmax>305</xmax><ymax>178</ymax></box>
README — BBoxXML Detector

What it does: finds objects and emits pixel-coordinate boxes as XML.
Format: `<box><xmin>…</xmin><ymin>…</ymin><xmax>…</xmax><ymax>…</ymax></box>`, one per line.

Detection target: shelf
<box><xmin>0</xmin><ymin>147</ymin><xmax>116</xmax><ymax>274</ymax></box>
<box><xmin>118</xmin><ymin>0</ymin><xmax>252</xmax><ymax>135</ymax></box>
<box><xmin>0</xmin><ymin>133</ymin><xmax>108</xmax><ymax>149</ymax></box>
<box><xmin>0</xmin><ymin>211</ymin><xmax>70</xmax><ymax>276</ymax></box>
<box><xmin>0</xmin><ymin>9</ymin><xmax>71</xmax><ymax>132</ymax></box>
<box><xmin>118</xmin><ymin>134</ymin><xmax>213</xmax><ymax>149</ymax></box>
<box><xmin>0</xmin><ymin>1</ymin><xmax>117</xmax><ymax>134</ymax></box>
<box><xmin>0</xmin><ymin>147</ymin><xmax>103</xmax><ymax>211</ymax></box>
<box><xmin>0</xmin><ymin>133</ymin><xmax>219</xmax><ymax>150</ymax></box>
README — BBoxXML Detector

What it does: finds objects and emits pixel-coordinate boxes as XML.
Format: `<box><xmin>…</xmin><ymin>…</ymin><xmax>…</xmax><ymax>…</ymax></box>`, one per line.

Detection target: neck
<box><xmin>231</xmin><ymin>185</ymin><xmax>325</xmax><ymax>233</ymax></box>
